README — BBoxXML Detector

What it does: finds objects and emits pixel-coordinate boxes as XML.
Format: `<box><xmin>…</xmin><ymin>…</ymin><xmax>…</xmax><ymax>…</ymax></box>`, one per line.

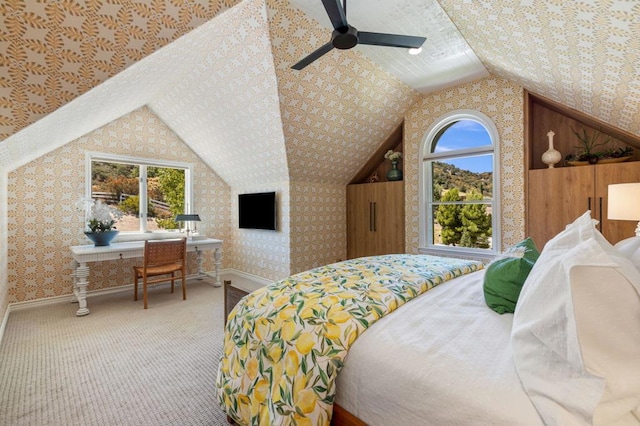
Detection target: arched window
<box><xmin>419</xmin><ymin>110</ymin><xmax>500</xmax><ymax>259</ymax></box>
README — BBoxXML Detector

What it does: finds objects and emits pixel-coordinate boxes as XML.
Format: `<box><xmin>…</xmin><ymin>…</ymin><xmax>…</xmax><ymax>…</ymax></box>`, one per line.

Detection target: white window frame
<box><xmin>418</xmin><ymin>110</ymin><xmax>501</xmax><ymax>260</ymax></box>
<box><xmin>86</xmin><ymin>152</ymin><xmax>193</xmax><ymax>240</ymax></box>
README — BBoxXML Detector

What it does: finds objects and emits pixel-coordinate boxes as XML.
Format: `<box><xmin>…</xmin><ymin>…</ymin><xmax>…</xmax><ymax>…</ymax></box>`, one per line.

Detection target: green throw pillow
<box><xmin>483</xmin><ymin>237</ymin><xmax>540</xmax><ymax>314</ymax></box>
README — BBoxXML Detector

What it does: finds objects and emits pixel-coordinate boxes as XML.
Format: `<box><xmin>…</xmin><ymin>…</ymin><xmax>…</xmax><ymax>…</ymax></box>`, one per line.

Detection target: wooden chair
<box><xmin>133</xmin><ymin>238</ymin><xmax>187</xmax><ymax>309</ymax></box>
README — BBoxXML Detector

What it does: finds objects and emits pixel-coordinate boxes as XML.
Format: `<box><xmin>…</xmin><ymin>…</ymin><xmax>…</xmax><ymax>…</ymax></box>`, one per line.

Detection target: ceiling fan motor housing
<box><xmin>332</xmin><ymin>26</ymin><xmax>358</xmax><ymax>49</ymax></box>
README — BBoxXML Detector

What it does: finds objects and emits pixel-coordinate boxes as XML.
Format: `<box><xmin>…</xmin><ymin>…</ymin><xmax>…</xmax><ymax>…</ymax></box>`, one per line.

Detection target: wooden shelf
<box><xmin>349</xmin><ymin>121</ymin><xmax>404</xmax><ymax>184</ymax></box>
<box><xmin>524</xmin><ymin>91</ymin><xmax>640</xmax><ymax>170</ymax></box>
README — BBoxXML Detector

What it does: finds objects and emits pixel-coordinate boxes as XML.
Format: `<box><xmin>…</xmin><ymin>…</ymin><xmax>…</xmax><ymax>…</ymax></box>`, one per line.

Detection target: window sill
<box><xmin>110</xmin><ymin>230</ymin><xmax>188</xmax><ymax>243</ymax></box>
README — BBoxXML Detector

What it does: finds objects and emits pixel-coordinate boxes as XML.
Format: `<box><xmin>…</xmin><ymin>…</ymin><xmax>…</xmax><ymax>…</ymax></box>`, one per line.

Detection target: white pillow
<box><xmin>615</xmin><ymin>237</ymin><xmax>640</xmax><ymax>272</ymax></box>
<box><xmin>571</xmin><ymin>265</ymin><xmax>640</xmax><ymax>424</ymax></box>
<box><xmin>512</xmin><ymin>212</ymin><xmax>640</xmax><ymax>425</ymax></box>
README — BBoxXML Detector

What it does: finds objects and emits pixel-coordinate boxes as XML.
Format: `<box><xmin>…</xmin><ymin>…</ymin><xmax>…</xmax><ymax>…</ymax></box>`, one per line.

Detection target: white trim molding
<box><xmin>418</xmin><ymin>109</ymin><xmax>501</xmax><ymax>257</ymax></box>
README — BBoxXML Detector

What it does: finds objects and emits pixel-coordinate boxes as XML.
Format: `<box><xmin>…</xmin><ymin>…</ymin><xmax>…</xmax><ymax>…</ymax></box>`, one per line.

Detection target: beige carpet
<box><xmin>0</xmin><ymin>277</ymin><xmax>231</xmax><ymax>426</ymax></box>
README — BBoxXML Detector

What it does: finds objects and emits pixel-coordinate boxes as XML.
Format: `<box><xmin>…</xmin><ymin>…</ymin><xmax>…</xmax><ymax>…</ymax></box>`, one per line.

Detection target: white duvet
<box><xmin>335</xmin><ymin>269</ymin><xmax>543</xmax><ymax>425</ymax></box>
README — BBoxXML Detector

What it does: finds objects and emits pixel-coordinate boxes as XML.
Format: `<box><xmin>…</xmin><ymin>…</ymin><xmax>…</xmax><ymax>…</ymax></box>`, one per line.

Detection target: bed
<box><xmin>216</xmin><ymin>212</ymin><xmax>640</xmax><ymax>426</ymax></box>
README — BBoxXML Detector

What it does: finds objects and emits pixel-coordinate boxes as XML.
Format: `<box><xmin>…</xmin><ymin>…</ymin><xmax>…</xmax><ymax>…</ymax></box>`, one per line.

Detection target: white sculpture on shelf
<box><xmin>542</xmin><ymin>130</ymin><xmax>561</xmax><ymax>168</ymax></box>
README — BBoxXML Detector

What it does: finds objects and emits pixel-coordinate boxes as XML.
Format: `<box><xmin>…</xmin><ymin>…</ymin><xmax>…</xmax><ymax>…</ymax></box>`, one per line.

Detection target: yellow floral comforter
<box><xmin>216</xmin><ymin>254</ymin><xmax>483</xmax><ymax>426</ymax></box>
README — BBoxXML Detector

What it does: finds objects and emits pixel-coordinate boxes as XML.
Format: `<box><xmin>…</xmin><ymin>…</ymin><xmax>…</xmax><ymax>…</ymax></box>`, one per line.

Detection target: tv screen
<box><xmin>238</xmin><ymin>192</ymin><xmax>277</xmax><ymax>230</ymax></box>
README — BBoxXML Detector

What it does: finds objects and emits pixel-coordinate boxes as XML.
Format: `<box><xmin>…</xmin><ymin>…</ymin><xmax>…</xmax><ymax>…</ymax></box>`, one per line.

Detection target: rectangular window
<box><xmin>87</xmin><ymin>153</ymin><xmax>192</xmax><ymax>234</ymax></box>
<box><xmin>429</xmin><ymin>156</ymin><xmax>493</xmax><ymax>250</ymax></box>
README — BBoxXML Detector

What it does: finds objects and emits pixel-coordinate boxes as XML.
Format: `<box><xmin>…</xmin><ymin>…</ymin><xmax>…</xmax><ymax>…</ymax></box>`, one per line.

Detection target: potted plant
<box><xmin>384</xmin><ymin>149</ymin><xmax>403</xmax><ymax>181</ymax></box>
<box><xmin>565</xmin><ymin>125</ymin><xmax>633</xmax><ymax>165</ymax></box>
<box><xmin>80</xmin><ymin>198</ymin><xmax>122</xmax><ymax>246</ymax></box>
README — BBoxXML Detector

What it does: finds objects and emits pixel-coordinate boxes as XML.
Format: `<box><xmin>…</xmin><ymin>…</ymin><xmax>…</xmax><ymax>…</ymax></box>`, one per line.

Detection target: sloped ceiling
<box><xmin>439</xmin><ymin>0</ymin><xmax>640</xmax><ymax>134</ymax></box>
<box><xmin>288</xmin><ymin>0</ymin><xmax>489</xmax><ymax>93</ymax></box>
<box><xmin>2</xmin><ymin>0</ymin><xmax>640</xmax><ymax>184</ymax></box>
<box><xmin>0</xmin><ymin>0</ymin><xmax>292</xmax><ymax>190</ymax></box>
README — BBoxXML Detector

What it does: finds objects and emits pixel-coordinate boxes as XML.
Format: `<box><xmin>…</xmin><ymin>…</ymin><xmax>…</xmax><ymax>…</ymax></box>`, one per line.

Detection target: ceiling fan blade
<box><xmin>291</xmin><ymin>41</ymin><xmax>335</xmax><ymax>70</ymax></box>
<box><xmin>321</xmin><ymin>0</ymin><xmax>348</xmax><ymax>30</ymax></box>
<box><xmin>358</xmin><ymin>32</ymin><xmax>426</xmax><ymax>49</ymax></box>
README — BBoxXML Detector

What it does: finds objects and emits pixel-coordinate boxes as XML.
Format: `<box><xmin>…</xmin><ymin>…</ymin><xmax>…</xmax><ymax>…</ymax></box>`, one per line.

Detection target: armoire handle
<box><xmin>369</xmin><ymin>201</ymin><xmax>373</xmax><ymax>231</ymax></box>
<box><xmin>372</xmin><ymin>202</ymin><xmax>377</xmax><ymax>232</ymax></box>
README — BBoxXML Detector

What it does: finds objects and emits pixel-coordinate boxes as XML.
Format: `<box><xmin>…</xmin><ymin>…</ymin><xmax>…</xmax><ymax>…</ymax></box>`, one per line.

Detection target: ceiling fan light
<box><xmin>408</xmin><ymin>47</ymin><xmax>422</xmax><ymax>55</ymax></box>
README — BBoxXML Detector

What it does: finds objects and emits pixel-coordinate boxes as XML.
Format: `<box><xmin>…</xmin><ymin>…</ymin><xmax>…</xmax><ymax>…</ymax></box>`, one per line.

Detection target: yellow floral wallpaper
<box><xmin>6</xmin><ymin>106</ymin><xmax>231</xmax><ymax>303</ymax></box>
<box><xmin>404</xmin><ymin>77</ymin><xmax>525</xmax><ymax>253</ymax></box>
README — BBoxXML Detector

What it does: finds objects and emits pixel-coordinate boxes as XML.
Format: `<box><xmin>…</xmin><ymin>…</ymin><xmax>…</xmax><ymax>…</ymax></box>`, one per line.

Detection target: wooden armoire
<box><xmin>346</xmin><ymin>123</ymin><xmax>405</xmax><ymax>259</ymax></box>
<box><xmin>525</xmin><ymin>91</ymin><xmax>640</xmax><ymax>248</ymax></box>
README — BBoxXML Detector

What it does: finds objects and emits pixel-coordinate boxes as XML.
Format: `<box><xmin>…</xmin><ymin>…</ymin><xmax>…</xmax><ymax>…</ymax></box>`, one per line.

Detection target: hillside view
<box><xmin>431</xmin><ymin>161</ymin><xmax>493</xmax><ymax>249</ymax></box>
<box><xmin>432</xmin><ymin>161</ymin><xmax>493</xmax><ymax>199</ymax></box>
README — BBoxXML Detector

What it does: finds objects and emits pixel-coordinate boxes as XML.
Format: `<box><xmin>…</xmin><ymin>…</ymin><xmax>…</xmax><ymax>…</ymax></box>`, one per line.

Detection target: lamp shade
<box><xmin>608</xmin><ymin>183</ymin><xmax>640</xmax><ymax>221</ymax></box>
<box><xmin>175</xmin><ymin>214</ymin><xmax>201</xmax><ymax>222</ymax></box>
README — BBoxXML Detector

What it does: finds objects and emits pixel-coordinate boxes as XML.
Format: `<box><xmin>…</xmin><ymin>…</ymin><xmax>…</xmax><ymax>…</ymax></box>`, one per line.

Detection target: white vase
<box><xmin>542</xmin><ymin>130</ymin><xmax>561</xmax><ymax>168</ymax></box>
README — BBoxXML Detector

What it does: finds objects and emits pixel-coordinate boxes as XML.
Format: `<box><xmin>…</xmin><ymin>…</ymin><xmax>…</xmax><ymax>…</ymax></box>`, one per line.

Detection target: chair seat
<box><xmin>133</xmin><ymin>238</ymin><xmax>187</xmax><ymax>309</ymax></box>
<box><xmin>134</xmin><ymin>262</ymin><xmax>182</xmax><ymax>277</ymax></box>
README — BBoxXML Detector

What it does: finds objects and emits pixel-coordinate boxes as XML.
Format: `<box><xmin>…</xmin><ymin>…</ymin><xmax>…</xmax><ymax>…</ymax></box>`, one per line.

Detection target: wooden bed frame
<box><xmin>331</xmin><ymin>404</ymin><xmax>366</xmax><ymax>426</ymax></box>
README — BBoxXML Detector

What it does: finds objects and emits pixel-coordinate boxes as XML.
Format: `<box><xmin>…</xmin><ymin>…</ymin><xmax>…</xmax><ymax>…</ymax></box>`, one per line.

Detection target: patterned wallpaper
<box><xmin>6</xmin><ymin>107</ymin><xmax>232</xmax><ymax>303</ymax></box>
<box><xmin>149</xmin><ymin>0</ymin><xmax>289</xmax><ymax>191</ymax></box>
<box><xmin>265</xmin><ymin>0</ymin><xmax>416</xmax><ymax>275</ymax></box>
<box><xmin>3</xmin><ymin>0</ymin><xmax>638</xmax><ymax>313</ymax></box>
<box><xmin>3</xmin><ymin>0</ymin><xmax>638</xmax><ymax>144</ymax></box>
<box><xmin>288</xmin><ymin>181</ymin><xmax>347</xmax><ymax>274</ymax></box>
<box><xmin>404</xmin><ymin>77</ymin><xmax>525</xmax><ymax>253</ymax></box>
<box><xmin>0</xmin><ymin>173</ymin><xmax>7</xmax><ymax>316</ymax></box>
<box><xmin>439</xmin><ymin>0</ymin><xmax>640</xmax><ymax>137</ymax></box>
<box><xmin>266</xmin><ymin>0</ymin><xmax>419</xmax><ymax>186</ymax></box>
<box><xmin>0</xmin><ymin>0</ymin><xmax>242</xmax><ymax>141</ymax></box>
<box><xmin>229</xmin><ymin>187</ymin><xmax>291</xmax><ymax>280</ymax></box>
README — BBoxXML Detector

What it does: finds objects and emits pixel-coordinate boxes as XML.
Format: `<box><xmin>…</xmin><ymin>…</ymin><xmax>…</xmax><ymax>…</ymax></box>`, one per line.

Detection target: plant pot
<box><xmin>566</xmin><ymin>156</ymin><xmax>632</xmax><ymax>166</ymax></box>
<box><xmin>387</xmin><ymin>161</ymin><xmax>403</xmax><ymax>181</ymax></box>
<box><xmin>84</xmin><ymin>230</ymin><xmax>119</xmax><ymax>246</ymax></box>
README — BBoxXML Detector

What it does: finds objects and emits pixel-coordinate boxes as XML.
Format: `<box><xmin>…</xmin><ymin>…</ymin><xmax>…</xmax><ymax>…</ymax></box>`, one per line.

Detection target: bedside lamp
<box><xmin>608</xmin><ymin>183</ymin><xmax>640</xmax><ymax>237</ymax></box>
<box><xmin>608</xmin><ymin>183</ymin><xmax>640</xmax><ymax>270</ymax></box>
<box><xmin>175</xmin><ymin>214</ymin><xmax>201</xmax><ymax>239</ymax></box>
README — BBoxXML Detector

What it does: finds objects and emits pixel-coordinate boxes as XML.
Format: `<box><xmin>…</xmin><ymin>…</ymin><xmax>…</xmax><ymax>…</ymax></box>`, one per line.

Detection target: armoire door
<box><xmin>527</xmin><ymin>166</ymin><xmax>594</xmax><ymax>249</ymax></box>
<box><xmin>347</xmin><ymin>183</ymin><xmax>378</xmax><ymax>258</ymax></box>
<box><xmin>346</xmin><ymin>181</ymin><xmax>404</xmax><ymax>259</ymax></box>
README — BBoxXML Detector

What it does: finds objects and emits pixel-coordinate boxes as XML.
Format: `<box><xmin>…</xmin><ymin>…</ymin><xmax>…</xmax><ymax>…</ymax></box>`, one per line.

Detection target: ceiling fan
<box><xmin>291</xmin><ymin>0</ymin><xmax>427</xmax><ymax>70</ymax></box>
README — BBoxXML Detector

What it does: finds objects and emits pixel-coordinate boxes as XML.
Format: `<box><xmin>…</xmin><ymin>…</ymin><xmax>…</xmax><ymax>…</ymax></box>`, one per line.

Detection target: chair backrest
<box><xmin>143</xmin><ymin>238</ymin><xmax>187</xmax><ymax>267</ymax></box>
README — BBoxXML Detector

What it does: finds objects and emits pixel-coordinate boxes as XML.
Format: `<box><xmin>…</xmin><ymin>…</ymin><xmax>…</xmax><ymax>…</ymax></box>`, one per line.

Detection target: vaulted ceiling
<box><xmin>2</xmin><ymin>0</ymin><xmax>639</xmax><ymax>187</ymax></box>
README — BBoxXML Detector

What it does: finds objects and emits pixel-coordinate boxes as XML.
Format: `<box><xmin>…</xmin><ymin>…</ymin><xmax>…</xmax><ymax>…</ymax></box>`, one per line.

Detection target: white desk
<box><xmin>70</xmin><ymin>238</ymin><xmax>222</xmax><ymax>316</ymax></box>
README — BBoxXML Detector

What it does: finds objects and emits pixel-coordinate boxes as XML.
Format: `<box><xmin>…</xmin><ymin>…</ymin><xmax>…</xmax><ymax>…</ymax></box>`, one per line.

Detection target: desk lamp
<box><xmin>175</xmin><ymin>214</ymin><xmax>201</xmax><ymax>239</ymax></box>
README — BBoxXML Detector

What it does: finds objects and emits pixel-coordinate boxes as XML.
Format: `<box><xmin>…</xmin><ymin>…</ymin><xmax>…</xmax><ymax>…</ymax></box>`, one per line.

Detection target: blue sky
<box><xmin>435</xmin><ymin>120</ymin><xmax>493</xmax><ymax>173</ymax></box>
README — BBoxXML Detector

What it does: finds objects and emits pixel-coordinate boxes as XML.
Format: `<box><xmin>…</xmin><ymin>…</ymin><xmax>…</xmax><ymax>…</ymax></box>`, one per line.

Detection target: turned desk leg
<box><xmin>71</xmin><ymin>260</ymin><xmax>79</xmax><ymax>304</ymax></box>
<box><xmin>213</xmin><ymin>247</ymin><xmax>222</xmax><ymax>287</ymax></box>
<box><xmin>195</xmin><ymin>248</ymin><xmax>205</xmax><ymax>280</ymax></box>
<box><xmin>73</xmin><ymin>261</ymin><xmax>90</xmax><ymax>316</ymax></box>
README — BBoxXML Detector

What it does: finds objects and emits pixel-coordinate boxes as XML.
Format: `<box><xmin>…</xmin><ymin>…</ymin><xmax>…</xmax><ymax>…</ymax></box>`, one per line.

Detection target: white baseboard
<box><xmin>4</xmin><ymin>268</ymin><xmax>271</xmax><ymax>313</ymax></box>
<box><xmin>6</xmin><ymin>269</ymin><xmax>234</xmax><ymax>313</ymax></box>
<box><xmin>0</xmin><ymin>306</ymin><xmax>9</xmax><ymax>345</ymax></box>
<box><xmin>0</xmin><ymin>268</ymin><xmax>273</xmax><ymax>344</ymax></box>
<box><xmin>0</xmin><ymin>271</ymin><xmax>220</xmax><ymax>344</ymax></box>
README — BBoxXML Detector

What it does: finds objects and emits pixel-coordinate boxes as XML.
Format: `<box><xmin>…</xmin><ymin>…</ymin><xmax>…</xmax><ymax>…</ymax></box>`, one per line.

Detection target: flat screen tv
<box><xmin>238</xmin><ymin>192</ymin><xmax>277</xmax><ymax>230</ymax></box>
